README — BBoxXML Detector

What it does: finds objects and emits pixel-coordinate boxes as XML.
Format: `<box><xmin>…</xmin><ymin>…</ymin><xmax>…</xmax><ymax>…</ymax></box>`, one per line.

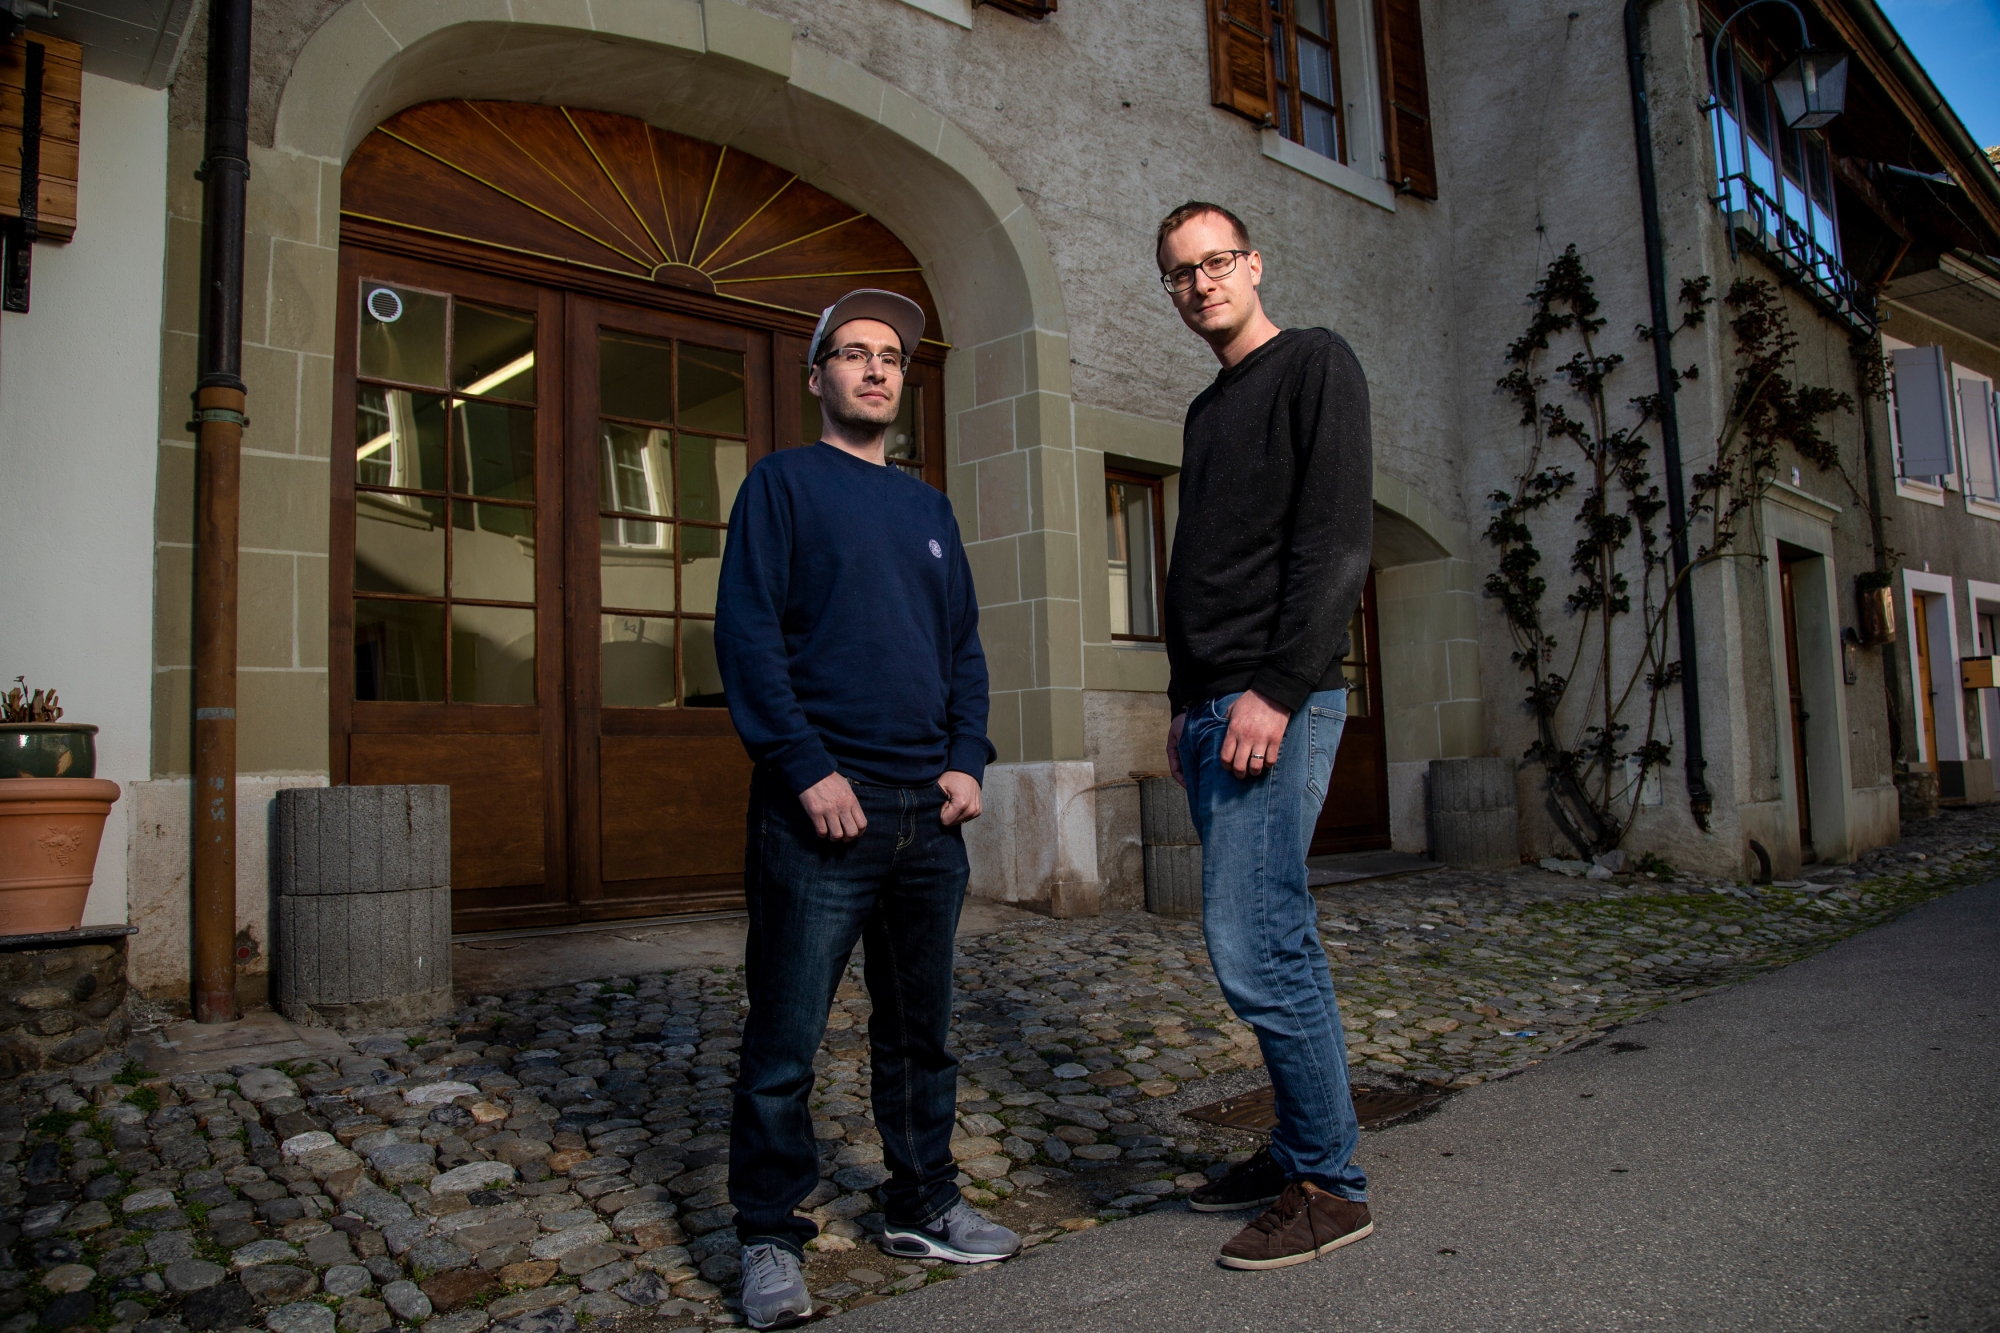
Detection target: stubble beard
<box><xmin>824</xmin><ymin>382</ymin><xmax>900</xmax><ymax>432</ymax></box>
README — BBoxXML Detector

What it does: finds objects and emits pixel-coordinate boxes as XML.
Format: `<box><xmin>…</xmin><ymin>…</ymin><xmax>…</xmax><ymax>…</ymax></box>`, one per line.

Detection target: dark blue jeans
<box><xmin>729</xmin><ymin>768</ymin><xmax>969</xmax><ymax>1257</ymax></box>
<box><xmin>1181</xmin><ymin>689</ymin><xmax>1369</xmax><ymax>1201</ymax></box>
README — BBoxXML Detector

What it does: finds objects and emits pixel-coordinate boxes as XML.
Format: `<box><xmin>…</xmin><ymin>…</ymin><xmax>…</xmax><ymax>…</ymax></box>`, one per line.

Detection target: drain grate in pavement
<box><xmin>1184</xmin><ymin>1083</ymin><xmax>1444</xmax><ymax>1132</ymax></box>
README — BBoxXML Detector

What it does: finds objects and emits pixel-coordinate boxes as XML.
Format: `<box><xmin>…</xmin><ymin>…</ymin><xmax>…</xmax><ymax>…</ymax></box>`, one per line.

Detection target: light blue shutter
<box><xmin>1959</xmin><ymin>379</ymin><xmax>1999</xmax><ymax>500</ymax></box>
<box><xmin>1892</xmin><ymin>345</ymin><xmax>1955</xmax><ymax>479</ymax></box>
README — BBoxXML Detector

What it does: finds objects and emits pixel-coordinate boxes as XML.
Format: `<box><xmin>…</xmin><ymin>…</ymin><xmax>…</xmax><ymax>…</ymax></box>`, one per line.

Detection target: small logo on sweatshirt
<box><xmin>928</xmin><ymin>539</ymin><xmax>943</xmax><ymax>558</ymax></box>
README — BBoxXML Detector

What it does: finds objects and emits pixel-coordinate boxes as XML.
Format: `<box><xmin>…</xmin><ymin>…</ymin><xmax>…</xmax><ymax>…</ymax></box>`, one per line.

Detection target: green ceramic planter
<box><xmin>0</xmin><ymin>724</ymin><xmax>97</xmax><ymax>780</ymax></box>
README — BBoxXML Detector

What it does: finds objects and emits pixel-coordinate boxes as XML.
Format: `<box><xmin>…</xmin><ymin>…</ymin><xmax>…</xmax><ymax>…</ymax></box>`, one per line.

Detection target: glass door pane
<box><xmin>352</xmin><ymin>280</ymin><xmax>539</xmax><ymax>704</ymax></box>
<box><xmin>597</xmin><ymin>329</ymin><xmax>747</xmax><ymax>708</ymax></box>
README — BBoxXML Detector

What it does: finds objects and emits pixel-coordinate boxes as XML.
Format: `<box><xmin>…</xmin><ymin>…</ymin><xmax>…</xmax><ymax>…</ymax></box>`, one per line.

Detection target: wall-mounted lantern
<box><xmin>1772</xmin><ymin>49</ymin><xmax>1850</xmax><ymax>130</ymax></box>
<box><xmin>1855</xmin><ymin>573</ymin><xmax>1897</xmax><ymax>646</ymax></box>
<box><xmin>1708</xmin><ymin>0</ymin><xmax>1849</xmax><ymax>133</ymax></box>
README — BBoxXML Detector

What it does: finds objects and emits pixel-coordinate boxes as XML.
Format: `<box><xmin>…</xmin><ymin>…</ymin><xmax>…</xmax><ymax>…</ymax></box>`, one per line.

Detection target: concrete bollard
<box><xmin>275</xmin><ymin>784</ymin><xmax>451</xmax><ymax>1027</ymax></box>
<box><xmin>1427</xmin><ymin>758</ymin><xmax>1520</xmax><ymax>870</ymax></box>
<box><xmin>1138</xmin><ymin>774</ymin><xmax>1203</xmax><ymax>920</ymax></box>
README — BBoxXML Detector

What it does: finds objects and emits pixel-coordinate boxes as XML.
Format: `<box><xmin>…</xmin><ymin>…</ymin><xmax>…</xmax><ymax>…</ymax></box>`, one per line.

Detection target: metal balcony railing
<box><xmin>1711</xmin><ymin>165</ymin><xmax>1877</xmax><ymax>334</ymax></box>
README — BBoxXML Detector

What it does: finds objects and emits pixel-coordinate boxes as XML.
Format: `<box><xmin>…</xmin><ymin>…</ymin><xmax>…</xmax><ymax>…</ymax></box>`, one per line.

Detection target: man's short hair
<box><xmin>1155</xmin><ymin>201</ymin><xmax>1252</xmax><ymax>269</ymax></box>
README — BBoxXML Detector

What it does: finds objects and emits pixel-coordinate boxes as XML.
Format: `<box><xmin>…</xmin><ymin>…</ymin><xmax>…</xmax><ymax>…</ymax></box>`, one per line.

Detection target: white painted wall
<box><xmin>0</xmin><ymin>74</ymin><xmax>169</xmax><ymax>926</ymax></box>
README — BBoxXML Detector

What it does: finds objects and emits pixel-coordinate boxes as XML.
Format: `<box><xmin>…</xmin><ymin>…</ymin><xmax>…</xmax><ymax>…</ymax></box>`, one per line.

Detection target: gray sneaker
<box><xmin>738</xmin><ymin>1242</ymin><xmax>811</xmax><ymax>1330</ymax></box>
<box><xmin>880</xmin><ymin>1199</ymin><xmax>1022</xmax><ymax>1264</ymax></box>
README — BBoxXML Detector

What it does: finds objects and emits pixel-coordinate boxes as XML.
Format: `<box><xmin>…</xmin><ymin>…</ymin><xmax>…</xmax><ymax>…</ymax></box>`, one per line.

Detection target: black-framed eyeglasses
<box><xmin>819</xmin><ymin>345</ymin><xmax>910</xmax><ymax>374</ymax></box>
<box><xmin>1160</xmin><ymin>249</ymin><xmax>1251</xmax><ymax>295</ymax></box>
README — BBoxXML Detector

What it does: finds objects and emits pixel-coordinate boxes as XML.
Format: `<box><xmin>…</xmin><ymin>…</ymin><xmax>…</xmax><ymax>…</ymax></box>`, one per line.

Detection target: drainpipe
<box><xmin>1625</xmin><ymin>0</ymin><xmax>1714</xmax><ymax>830</ymax></box>
<box><xmin>1852</xmin><ymin>386</ymin><xmax>1906</xmax><ymax>765</ymax></box>
<box><xmin>192</xmin><ymin>0</ymin><xmax>251</xmax><ymax>1024</ymax></box>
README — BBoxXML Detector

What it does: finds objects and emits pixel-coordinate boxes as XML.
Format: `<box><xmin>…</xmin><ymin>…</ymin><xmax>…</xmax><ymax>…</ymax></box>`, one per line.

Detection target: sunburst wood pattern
<box><xmin>342</xmin><ymin>101</ymin><xmax>941</xmax><ymax>336</ymax></box>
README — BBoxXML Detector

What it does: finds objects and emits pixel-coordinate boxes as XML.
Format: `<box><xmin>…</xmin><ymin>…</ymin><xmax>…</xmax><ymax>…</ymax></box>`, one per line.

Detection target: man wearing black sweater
<box><xmin>1155</xmin><ymin>203</ymin><xmax>1376</xmax><ymax>1269</ymax></box>
<box><xmin>715</xmin><ymin>290</ymin><xmax>1018</xmax><ymax>1329</ymax></box>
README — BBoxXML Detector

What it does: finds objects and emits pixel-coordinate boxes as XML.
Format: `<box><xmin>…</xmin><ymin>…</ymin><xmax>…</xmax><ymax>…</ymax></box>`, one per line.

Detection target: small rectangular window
<box><xmin>1105</xmin><ymin>469</ymin><xmax>1165</xmax><ymax>642</ymax></box>
<box><xmin>1269</xmin><ymin>0</ymin><xmax>1344</xmax><ymax>163</ymax></box>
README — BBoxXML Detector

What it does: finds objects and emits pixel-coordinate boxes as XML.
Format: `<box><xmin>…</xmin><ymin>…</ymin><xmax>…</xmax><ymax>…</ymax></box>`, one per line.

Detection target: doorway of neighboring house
<box><xmin>1311</xmin><ymin>571</ymin><xmax>1391</xmax><ymax>854</ymax></box>
<box><xmin>1778</xmin><ymin>548</ymin><xmax>1814</xmax><ymax>859</ymax></box>
<box><xmin>331</xmin><ymin>102</ymin><xmax>946</xmax><ymax>932</ymax></box>
<box><xmin>1912</xmin><ymin>593</ymin><xmax>1941</xmax><ymax>770</ymax></box>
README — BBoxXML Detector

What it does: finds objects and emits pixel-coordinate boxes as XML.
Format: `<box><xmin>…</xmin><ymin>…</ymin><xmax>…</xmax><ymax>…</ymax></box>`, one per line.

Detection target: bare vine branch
<box><xmin>1485</xmin><ymin>247</ymin><xmax>1851</xmax><ymax>856</ymax></box>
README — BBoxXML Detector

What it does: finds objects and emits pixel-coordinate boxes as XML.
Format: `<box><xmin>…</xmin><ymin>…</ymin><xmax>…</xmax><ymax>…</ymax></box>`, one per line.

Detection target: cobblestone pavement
<box><xmin>3</xmin><ymin>808</ymin><xmax>1995</xmax><ymax>1332</ymax></box>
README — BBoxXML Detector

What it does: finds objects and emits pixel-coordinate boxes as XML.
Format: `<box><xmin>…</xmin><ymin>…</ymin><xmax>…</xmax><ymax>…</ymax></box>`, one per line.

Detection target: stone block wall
<box><xmin>0</xmin><ymin>937</ymin><xmax>129</xmax><ymax>1077</ymax></box>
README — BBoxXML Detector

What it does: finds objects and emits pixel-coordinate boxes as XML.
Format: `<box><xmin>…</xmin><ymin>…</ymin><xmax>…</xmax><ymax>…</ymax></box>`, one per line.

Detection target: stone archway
<box><xmin>210</xmin><ymin>0</ymin><xmax>1106</xmax><ymax>923</ymax></box>
<box><xmin>273</xmin><ymin>0</ymin><xmax>1064</xmax><ymax>382</ymax></box>
<box><xmin>273</xmin><ymin>0</ymin><xmax>1083</xmax><ymax>767</ymax></box>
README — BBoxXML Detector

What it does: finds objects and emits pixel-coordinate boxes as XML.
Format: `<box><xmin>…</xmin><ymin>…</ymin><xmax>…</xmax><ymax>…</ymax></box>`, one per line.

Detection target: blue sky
<box><xmin>1880</xmin><ymin>0</ymin><xmax>2000</xmax><ymax>148</ymax></box>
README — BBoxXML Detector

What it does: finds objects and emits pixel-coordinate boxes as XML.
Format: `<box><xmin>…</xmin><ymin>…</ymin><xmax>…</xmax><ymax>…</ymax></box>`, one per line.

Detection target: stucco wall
<box><xmin>1440</xmin><ymin>0</ymin><xmax>1894</xmax><ymax>874</ymax></box>
<box><xmin>0</xmin><ymin>74</ymin><xmax>169</xmax><ymax>926</ymax></box>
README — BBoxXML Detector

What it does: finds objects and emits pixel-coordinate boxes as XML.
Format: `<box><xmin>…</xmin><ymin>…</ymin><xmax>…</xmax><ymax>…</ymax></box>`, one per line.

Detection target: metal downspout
<box><xmin>192</xmin><ymin>0</ymin><xmax>251</xmax><ymax>1023</ymax></box>
<box><xmin>1625</xmin><ymin>0</ymin><xmax>1714</xmax><ymax>829</ymax></box>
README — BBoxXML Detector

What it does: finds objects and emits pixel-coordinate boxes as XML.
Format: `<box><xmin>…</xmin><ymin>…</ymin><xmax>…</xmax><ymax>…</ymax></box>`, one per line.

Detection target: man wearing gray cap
<box><xmin>716</xmin><ymin>289</ymin><xmax>1019</xmax><ymax>1329</ymax></box>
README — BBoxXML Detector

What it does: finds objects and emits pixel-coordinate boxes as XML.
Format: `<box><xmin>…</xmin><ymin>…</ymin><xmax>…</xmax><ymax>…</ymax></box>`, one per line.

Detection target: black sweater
<box><xmin>1165</xmin><ymin>327</ymin><xmax>1374</xmax><ymax>716</ymax></box>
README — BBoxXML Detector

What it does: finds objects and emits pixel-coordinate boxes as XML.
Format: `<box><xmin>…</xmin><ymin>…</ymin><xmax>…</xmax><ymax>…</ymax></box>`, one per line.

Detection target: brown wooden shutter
<box><xmin>1374</xmin><ymin>0</ymin><xmax>1437</xmax><ymax>199</ymax></box>
<box><xmin>0</xmin><ymin>32</ymin><xmax>81</xmax><ymax>242</ymax></box>
<box><xmin>976</xmin><ymin>0</ymin><xmax>1057</xmax><ymax>17</ymax></box>
<box><xmin>1208</xmin><ymin>0</ymin><xmax>1275</xmax><ymax>124</ymax></box>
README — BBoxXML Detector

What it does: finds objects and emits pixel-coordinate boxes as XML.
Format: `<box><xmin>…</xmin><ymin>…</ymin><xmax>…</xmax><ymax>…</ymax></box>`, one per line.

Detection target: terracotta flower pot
<box><xmin>0</xmin><ymin>778</ymin><xmax>121</xmax><ymax>936</ymax></box>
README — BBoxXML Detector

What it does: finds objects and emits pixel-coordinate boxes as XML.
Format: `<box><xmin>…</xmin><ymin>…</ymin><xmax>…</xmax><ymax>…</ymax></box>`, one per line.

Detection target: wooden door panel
<box><xmin>348</xmin><ymin>732</ymin><xmax>545</xmax><ymax>889</ymax></box>
<box><xmin>599</xmin><ymin>735</ymin><xmax>752</xmax><ymax>883</ymax></box>
<box><xmin>338</xmin><ymin>107</ymin><xmax>952</xmax><ymax>931</ymax></box>
<box><xmin>1312</xmin><ymin>570</ymin><xmax>1392</xmax><ymax>855</ymax></box>
<box><xmin>1321</xmin><ymin>719</ymin><xmax>1386</xmax><ymax>819</ymax></box>
<box><xmin>1314</xmin><ymin>717</ymin><xmax>1389</xmax><ymax>852</ymax></box>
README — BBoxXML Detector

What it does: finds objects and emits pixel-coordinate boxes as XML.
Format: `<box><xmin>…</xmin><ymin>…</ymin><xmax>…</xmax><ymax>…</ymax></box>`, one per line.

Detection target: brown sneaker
<box><xmin>1217</xmin><ymin>1181</ymin><xmax>1373</xmax><ymax>1270</ymax></box>
<box><xmin>1188</xmin><ymin>1145</ymin><xmax>1287</xmax><ymax>1212</ymax></box>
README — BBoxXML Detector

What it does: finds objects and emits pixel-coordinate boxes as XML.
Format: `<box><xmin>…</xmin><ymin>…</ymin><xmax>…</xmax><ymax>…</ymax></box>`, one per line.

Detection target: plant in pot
<box><xmin>0</xmin><ymin>679</ymin><xmax>121</xmax><ymax>935</ymax></box>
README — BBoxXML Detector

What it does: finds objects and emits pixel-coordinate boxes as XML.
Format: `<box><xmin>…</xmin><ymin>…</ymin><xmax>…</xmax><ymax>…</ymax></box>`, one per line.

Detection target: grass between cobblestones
<box><xmin>2</xmin><ymin>811</ymin><xmax>1993</xmax><ymax>1330</ymax></box>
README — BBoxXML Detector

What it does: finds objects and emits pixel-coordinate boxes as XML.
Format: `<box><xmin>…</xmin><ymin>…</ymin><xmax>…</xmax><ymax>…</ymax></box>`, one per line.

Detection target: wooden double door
<box><xmin>330</xmin><ymin>249</ymin><xmax>942</xmax><ymax>931</ymax></box>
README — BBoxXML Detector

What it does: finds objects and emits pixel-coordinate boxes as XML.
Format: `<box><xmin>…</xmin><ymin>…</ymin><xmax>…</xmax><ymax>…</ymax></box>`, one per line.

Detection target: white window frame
<box><xmin>1903</xmin><ymin>568</ymin><xmax>1967</xmax><ymax>766</ymax></box>
<box><xmin>1258</xmin><ymin>1</ymin><xmax>1398</xmax><ymax>212</ymax></box>
<box><xmin>1965</xmin><ymin>581</ymin><xmax>2000</xmax><ymax>778</ymax></box>
<box><xmin>1883</xmin><ymin>334</ymin><xmax>1947</xmax><ymax>506</ymax></box>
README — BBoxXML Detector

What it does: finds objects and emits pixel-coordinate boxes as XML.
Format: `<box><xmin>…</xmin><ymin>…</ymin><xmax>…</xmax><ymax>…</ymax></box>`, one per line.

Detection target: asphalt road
<box><xmin>837</xmin><ymin>882</ymin><xmax>2000</xmax><ymax>1332</ymax></box>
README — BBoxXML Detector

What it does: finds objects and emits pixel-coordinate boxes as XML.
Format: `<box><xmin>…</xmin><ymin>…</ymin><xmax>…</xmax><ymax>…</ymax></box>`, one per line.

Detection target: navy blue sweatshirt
<box><xmin>715</xmin><ymin>442</ymin><xmax>995</xmax><ymax>793</ymax></box>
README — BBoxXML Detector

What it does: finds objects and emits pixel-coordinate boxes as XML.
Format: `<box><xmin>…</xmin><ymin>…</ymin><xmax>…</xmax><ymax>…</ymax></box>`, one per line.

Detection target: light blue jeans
<box><xmin>1180</xmin><ymin>688</ymin><xmax>1368</xmax><ymax>1200</ymax></box>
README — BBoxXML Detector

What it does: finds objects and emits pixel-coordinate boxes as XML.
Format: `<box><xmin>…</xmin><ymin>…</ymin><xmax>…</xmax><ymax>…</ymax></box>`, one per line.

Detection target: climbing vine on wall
<box><xmin>1486</xmin><ymin>246</ymin><xmax>1853</xmax><ymax>856</ymax></box>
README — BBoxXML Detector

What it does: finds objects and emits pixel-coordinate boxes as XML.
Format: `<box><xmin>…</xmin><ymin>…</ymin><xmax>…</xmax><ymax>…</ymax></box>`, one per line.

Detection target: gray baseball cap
<box><xmin>809</xmin><ymin>288</ymin><xmax>926</xmax><ymax>364</ymax></box>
